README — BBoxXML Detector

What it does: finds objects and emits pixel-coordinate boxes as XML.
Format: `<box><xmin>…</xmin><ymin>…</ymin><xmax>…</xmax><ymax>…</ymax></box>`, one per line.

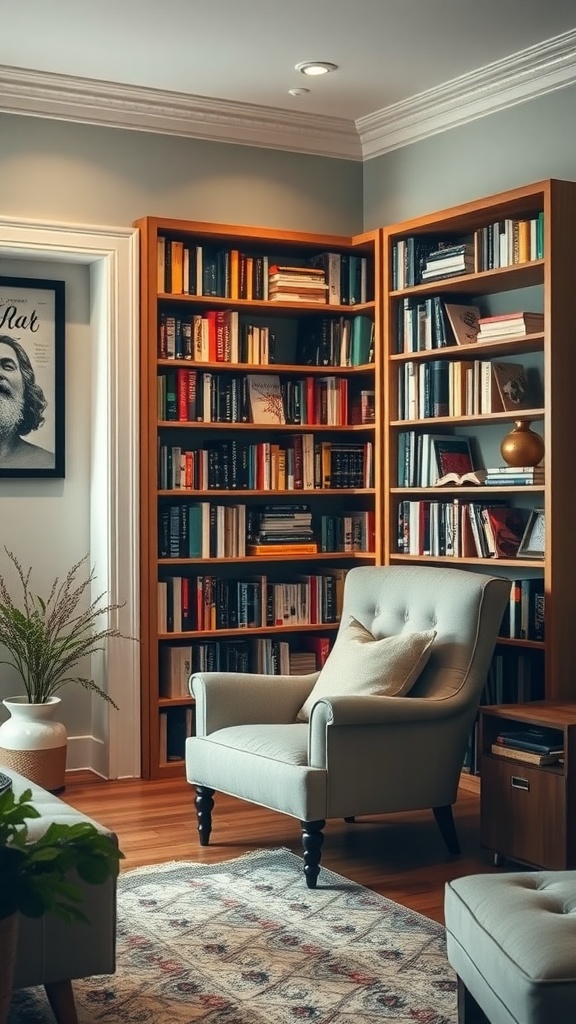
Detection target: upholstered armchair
<box><xmin>185</xmin><ymin>565</ymin><xmax>510</xmax><ymax>887</ymax></box>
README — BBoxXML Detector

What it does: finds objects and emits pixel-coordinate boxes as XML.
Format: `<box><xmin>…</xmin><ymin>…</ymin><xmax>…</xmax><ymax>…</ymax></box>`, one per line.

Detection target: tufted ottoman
<box><xmin>445</xmin><ymin>871</ymin><xmax>576</xmax><ymax>1023</ymax></box>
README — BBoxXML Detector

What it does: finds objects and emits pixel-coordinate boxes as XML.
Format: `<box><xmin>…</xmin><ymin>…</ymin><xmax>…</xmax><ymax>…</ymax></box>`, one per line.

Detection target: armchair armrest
<box><xmin>310</xmin><ymin>691</ymin><xmax>466</xmax><ymax>728</ymax></box>
<box><xmin>308</xmin><ymin>691</ymin><xmax>472</xmax><ymax>768</ymax></box>
<box><xmin>191</xmin><ymin>671</ymin><xmax>318</xmax><ymax>735</ymax></box>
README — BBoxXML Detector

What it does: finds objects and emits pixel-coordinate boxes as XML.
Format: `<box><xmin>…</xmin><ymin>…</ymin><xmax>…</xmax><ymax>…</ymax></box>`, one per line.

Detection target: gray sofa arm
<box><xmin>191</xmin><ymin>670</ymin><xmax>318</xmax><ymax>734</ymax></box>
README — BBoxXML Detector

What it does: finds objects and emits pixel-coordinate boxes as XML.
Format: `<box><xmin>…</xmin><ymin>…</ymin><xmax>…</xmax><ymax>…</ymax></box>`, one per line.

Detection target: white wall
<box><xmin>0</xmin><ymin>257</ymin><xmax>93</xmax><ymax>737</ymax></box>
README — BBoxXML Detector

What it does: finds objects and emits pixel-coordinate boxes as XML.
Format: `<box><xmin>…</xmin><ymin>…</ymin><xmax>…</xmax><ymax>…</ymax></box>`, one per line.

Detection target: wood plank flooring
<box><xmin>61</xmin><ymin>772</ymin><xmax>497</xmax><ymax>925</ymax></box>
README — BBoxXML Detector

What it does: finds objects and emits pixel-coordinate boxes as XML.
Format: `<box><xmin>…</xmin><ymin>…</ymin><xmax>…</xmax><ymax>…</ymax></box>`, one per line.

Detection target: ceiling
<box><xmin>2</xmin><ymin>0</ymin><xmax>576</xmax><ymax>160</ymax></box>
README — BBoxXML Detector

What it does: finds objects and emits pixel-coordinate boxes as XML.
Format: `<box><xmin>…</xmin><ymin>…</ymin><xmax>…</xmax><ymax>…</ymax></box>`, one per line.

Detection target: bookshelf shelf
<box><xmin>382</xmin><ymin>177</ymin><xmax>576</xmax><ymax>716</ymax></box>
<box><xmin>136</xmin><ymin>214</ymin><xmax>381</xmax><ymax>778</ymax></box>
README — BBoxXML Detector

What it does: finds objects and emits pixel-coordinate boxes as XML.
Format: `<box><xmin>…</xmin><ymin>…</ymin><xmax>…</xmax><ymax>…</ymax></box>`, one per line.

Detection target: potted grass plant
<box><xmin>0</xmin><ymin>548</ymin><xmax>136</xmax><ymax>791</ymax></box>
<box><xmin>0</xmin><ymin>780</ymin><xmax>123</xmax><ymax>1024</ymax></box>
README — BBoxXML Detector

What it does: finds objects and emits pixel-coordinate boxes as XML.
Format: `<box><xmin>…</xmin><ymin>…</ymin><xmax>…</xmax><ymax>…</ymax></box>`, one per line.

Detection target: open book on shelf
<box><xmin>435</xmin><ymin>469</ymin><xmax>487</xmax><ymax>486</ymax></box>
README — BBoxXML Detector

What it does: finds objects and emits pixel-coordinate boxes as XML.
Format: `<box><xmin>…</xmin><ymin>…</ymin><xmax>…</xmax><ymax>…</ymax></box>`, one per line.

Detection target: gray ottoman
<box><xmin>445</xmin><ymin>872</ymin><xmax>576</xmax><ymax>1023</ymax></box>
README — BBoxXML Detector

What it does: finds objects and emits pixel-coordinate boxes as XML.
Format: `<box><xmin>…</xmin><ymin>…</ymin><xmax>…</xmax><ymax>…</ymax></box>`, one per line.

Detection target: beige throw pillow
<box><xmin>296</xmin><ymin>616</ymin><xmax>436</xmax><ymax>722</ymax></box>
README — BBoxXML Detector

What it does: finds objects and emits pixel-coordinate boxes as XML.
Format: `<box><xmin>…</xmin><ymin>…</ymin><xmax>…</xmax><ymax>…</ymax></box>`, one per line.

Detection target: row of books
<box><xmin>159</xmin><ymin>504</ymin><xmax>374</xmax><ymax>559</ymax></box>
<box><xmin>307</xmin><ymin>252</ymin><xmax>371</xmax><ymax>306</ymax></box>
<box><xmin>394</xmin><ymin>298</ymin><xmax>479</xmax><ymax>353</ymax></box>
<box><xmin>397</xmin><ymin>357</ymin><xmax>536</xmax><ymax>421</ymax></box>
<box><xmin>501</xmin><ymin>577</ymin><xmax>545</xmax><ymax>641</ymax></box>
<box><xmin>159</xmin><ymin>706</ymin><xmax>194</xmax><ymax>763</ymax></box>
<box><xmin>159</xmin><ymin>369</ymin><xmax>368</xmax><ymax>426</ymax></box>
<box><xmin>295</xmin><ymin>314</ymin><xmax>374</xmax><ymax>366</ymax></box>
<box><xmin>397</xmin><ymin>499</ymin><xmax>530</xmax><ymax>559</ymax></box>
<box><xmin>158</xmin><ymin>438</ymin><xmax>374</xmax><ymax>491</ymax></box>
<box><xmin>158</xmin><ymin>310</ymin><xmax>374</xmax><ymax>367</ymax></box>
<box><xmin>158</xmin><ymin>310</ymin><xmax>276</xmax><ymax>364</ymax></box>
<box><xmin>392</xmin><ymin>216</ymin><xmax>544</xmax><ymax>290</ymax></box>
<box><xmin>158</xmin><ymin>239</ymin><xmax>270</xmax><ymax>299</ymax></box>
<box><xmin>159</xmin><ymin>635</ymin><xmax>332</xmax><ymax>698</ymax></box>
<box><xmin>393</xmin><ymin>299</ymin><xmax>543</xmax><ymax>355</ymax></box>
<box><xmin>482</xmin><ymin>650</ymin><xmax>545</xmax><ymax>707</ymax></box>
<box><xmin>158</xmin><ymin>239</ymin><xmax>371</xmax><ymax>306</ymax></box>
<box><xmin>157</xmin><ymin>570</ymin><xmax>347</xmax><ymax>633</ymax></box>
<box><xmin>397</xmin><ymin>431</ymin><xmax>544</xmax><ymax>489</ymax></box>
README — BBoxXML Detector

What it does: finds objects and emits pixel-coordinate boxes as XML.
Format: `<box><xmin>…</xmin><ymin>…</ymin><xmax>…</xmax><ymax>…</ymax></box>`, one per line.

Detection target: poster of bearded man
<box><xmin>0</xmin><ymin>277</ymin><xmax>65</xmax><ymax>477</ymax></box>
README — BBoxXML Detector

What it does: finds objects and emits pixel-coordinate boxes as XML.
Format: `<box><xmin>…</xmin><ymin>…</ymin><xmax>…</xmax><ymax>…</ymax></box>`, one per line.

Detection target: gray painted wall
<box><xmin>0</xmin><ymin>113</ymin><xmax>363</xmax><ymax>234</ymax></box>
<box><xmin>363</xmin><ymin>84</ymin><xmax>576</xmax><ymax>227</ymax></box>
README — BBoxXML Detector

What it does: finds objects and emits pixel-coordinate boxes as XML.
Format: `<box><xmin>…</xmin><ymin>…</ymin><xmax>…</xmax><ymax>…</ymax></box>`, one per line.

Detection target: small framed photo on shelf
<box><xmin>518</xmin><ymin>507</ymin><xmax>545</xmax><ymax>559</ymax></box>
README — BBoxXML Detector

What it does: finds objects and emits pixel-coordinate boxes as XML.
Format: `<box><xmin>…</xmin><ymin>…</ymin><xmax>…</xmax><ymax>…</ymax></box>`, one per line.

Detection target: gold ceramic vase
<box><xmin>500</xmin><ymin>419</ymin><xmax>545</xmax><ymax>468</ymax></box>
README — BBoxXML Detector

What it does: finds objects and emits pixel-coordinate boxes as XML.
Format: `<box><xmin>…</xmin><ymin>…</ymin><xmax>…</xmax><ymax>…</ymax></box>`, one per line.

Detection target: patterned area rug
<box><xmin>9</xmin><ymin>848</ymin><xmax>457</xmax><ymax>1022</ymax></box>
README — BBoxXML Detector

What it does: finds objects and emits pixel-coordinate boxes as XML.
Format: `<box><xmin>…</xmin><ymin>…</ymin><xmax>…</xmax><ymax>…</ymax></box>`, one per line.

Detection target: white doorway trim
<box><xmin>0</xmin><ymin>216</ymin><xmax>140</xmax><ymax>779</ymax></box>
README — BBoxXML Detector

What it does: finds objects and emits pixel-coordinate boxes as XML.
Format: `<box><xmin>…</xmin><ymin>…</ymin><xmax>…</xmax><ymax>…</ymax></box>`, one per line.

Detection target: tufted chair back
<box><xmin>341</xmin><ymin>564</ymin><xmax>507</xmax><ymax>701</ymax></box>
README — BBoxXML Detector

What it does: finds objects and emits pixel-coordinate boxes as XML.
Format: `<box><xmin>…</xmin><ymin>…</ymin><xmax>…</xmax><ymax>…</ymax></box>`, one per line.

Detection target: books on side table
<box><xmin>491</xmin><ymin>725</ymin><xmax>564</xmax><ymax>766</ymax></box>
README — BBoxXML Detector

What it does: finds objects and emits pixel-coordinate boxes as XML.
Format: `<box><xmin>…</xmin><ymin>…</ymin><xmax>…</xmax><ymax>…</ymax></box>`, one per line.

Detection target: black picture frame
<box><xmin>0</xmin><ymin>275</ymin><xmax>65</xmax><ymax>478</ymax></box>
<box><xmin>517</xmin><ymin>507</ymin><xmax>545</xmax><ymax>559</ymax></box>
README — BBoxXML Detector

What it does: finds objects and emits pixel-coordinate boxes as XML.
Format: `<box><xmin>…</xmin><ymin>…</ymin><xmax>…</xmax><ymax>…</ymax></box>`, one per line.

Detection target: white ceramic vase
<box><xmin>0</xmin><ymin>696</ymin><xmax>67</xmax><ymax>792</ymax></box>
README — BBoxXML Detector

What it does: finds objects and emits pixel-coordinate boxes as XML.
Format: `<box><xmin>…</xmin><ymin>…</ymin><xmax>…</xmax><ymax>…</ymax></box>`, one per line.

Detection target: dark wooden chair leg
<box><xmin>195</xmin><ymin>785</ymin><xmax>215</xmax><ymax>846</ymax></box>
<box><xmin>433</xmin><ymin>804</ymin><xmax>460</xmax><ymax>855</ymax></box>
<box><xmin>457</xmin><ymin>976</ymin><xmax>490</xmax><ymax>1023</ymax></box>
<box><xmin>45</xmin><ymin>980</ymin><xmax>79</xmax><ymax>1024</ymax></box>
<box><xmin>300</xmin><ymin>819</ymin><xmax>325</xmax><ymax>889</ymax></box>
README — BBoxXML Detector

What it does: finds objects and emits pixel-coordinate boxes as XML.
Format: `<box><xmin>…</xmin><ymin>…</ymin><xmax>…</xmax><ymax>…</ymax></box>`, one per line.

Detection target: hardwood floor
<box><xmin>61</xmin><ymin>771</ymin><xmax>498</xmax><ymax>925</ymax></box>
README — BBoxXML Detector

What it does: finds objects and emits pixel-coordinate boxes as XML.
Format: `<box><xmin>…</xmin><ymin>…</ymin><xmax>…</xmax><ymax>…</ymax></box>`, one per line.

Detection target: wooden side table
<box><xmin>479</xmin><ymin>702</ymin><xmax>576</xmax><ymax>869</ymax></box>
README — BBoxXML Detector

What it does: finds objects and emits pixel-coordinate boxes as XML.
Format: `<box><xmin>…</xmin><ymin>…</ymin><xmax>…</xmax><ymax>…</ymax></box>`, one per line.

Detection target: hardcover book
<box><xmin>431</xmin><ymin>436</ymin><xmax>474</xmax><ymax>481</ymax></box>
<box><xmin>496</xmin><ymin>726</ymin><xmax>564</xmax><ymax>754</ymax></box>
<box><xmin>484</xmin><ymin>505</ymin><xmax>527</xmax><ymax>558</ymax></box>
<box><xmin>491</xmin><ymin>362</ymin><xmax>531</xmax><ymax>412</ymax></box>
<box><xmin>247</xmin><ymin>374</ymin><xmax>286</xmax><ymax>424</ymax></box>
<box><xmin>443</xmin><ymin>302</ymin><xmax>481</xmax><ymax>346</ymax></box>
<box><xmin>490</xmin><ymin>743</ymin><xmax>562</xmax><ymax>766</ymax></box>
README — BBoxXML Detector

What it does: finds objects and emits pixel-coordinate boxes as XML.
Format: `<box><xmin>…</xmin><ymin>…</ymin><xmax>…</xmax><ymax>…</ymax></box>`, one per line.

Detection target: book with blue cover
<box><xmin>496</xmin><ymin>725</ymin><xmax>563</xmax><ymax>754</ymax></box>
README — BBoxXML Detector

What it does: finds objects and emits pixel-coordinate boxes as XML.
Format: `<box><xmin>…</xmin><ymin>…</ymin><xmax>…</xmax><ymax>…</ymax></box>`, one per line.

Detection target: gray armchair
<box><xmin>185</xmin><ymin>565</ymin><xmax>510</xmax><ymax>887</ymax></box>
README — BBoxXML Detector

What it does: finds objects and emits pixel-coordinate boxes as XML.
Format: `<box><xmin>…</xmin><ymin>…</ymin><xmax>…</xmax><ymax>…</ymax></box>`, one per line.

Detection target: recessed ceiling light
<box><xmin>289</xmin><ymin>88</ymin><xmax>310</xmax><ymax>97</ymax></box>
<box><xmin>295</xmin><ymin>61</ymin><xmax>338</xmax><ymax>77</ymax></box>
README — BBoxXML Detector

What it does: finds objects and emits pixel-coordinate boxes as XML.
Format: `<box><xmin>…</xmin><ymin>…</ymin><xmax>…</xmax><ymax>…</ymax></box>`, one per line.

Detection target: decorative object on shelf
<box><xmin>0</xmin><ymin>783</ymin><xmax>123</xmax><ymax>1024</ymax></box>
<box><xmin>500</xmin><ymin>419</ymin><xmax>544</xmax><ymax>467</ymax></box>
<box><xmin>0</xmin><ymin>548</ymin><xmax>136</xmax><ymax>792</ymax></box>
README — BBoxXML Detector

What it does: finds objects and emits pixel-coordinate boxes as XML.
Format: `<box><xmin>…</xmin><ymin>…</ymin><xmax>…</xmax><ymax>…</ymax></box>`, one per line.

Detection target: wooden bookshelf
<box><xmin>135</xmin><ymin>216</ymin><xmax>381</xmax><ymax>779</ymax></box>
<box><xmin>382</xmin><ymin>179</ymin><xmax>576</xmax><ymax>717</ymax></box>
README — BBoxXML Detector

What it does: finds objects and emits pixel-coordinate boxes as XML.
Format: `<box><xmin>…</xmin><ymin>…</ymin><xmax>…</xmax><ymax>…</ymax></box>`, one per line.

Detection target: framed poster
<box><xmin>518</xmin><ymin>507</ymin><xmax>545</xmax><ymax>559</ymax></box>
<box><xmin>0</xmin><ymin>276</ymin><xmax>65</xmax><ymax>478</ymax></box>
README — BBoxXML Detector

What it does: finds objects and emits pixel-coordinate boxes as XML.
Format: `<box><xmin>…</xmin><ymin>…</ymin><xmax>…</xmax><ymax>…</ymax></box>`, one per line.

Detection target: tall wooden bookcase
<box><xmin>382</xmin><ymin>178</ymin><xmax>576</xmax><ymax>709</ymax></box>
<box><xmin>136</xmin><ymin>216</ymin><xmax>381</xmax><ymax>779</ymax></box>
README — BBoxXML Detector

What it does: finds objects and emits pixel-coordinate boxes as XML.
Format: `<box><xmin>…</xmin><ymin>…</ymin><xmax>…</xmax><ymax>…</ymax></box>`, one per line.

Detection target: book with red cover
<box><xmin>300</xmin><ymin>635</ymin><xmax>332</xmax><ymax>669</ymax></box>
<box><xmin>485</xmin><ymin>506</ymin><xmax>527</xmax><ymax>558</ymax></box>
<box><xmin>431</xmin><ymin>436</ymin><xmax>474</xmax><ymax>481</ymax></box>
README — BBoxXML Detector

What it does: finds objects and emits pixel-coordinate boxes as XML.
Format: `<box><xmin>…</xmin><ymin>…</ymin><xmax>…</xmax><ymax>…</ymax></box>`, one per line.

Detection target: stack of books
<box><xmin>247</xmin><ymin>504</ymin><xmax>317</xmax><ymax>555</ymax></box>
<box><xmin>267</xmin><ymin>264</ymin><xmax>328</xmax><ymax>304</ymax></box>
<box><xmin>491</xmin><ymin>725</ymin><xmax>564</xmax><ymax>766</ymax></box>
<box><xmin>477</xmin><ymin>311</ymin><xmax>544</xmax><ymax>340</ymax></box>
<box><xmin>484</xmin><ymin>465</ymin><xmax>545</xmax><ymax>486</ymax></box>
<box><xmin>420</xmin><ymin>240</ymin><xmax>475</xmax><ymax>281</ymax></box>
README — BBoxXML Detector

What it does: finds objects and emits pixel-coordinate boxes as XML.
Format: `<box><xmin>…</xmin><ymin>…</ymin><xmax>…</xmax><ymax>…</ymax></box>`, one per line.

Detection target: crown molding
<box><xmin>357</xmin><ymin>28</ymin><xmax>576</xmax><ymax>159</ymax></box>
<box><xmin>1</xmin><ymin>28</ymin><xmax>576</xmax><ymax>163</ymax></box>
<box><xmin>0</xmin><ymin>65</ymin><xmax>361</xmax><ymax>160</ymax></box>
